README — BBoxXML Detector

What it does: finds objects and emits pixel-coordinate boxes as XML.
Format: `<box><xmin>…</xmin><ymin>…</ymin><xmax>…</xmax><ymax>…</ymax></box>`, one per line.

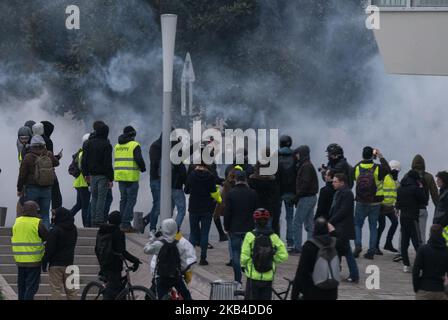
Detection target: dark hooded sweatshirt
<box><xmin>149</xmin><ymin>135</ymin><xmax>162</xmax><ymax>181</ymax></box>
<box><xmin>276</xmin><ymin>146</ymin><xmax>298</xmax><ymax>195</ymax></box>
<box><xmin>412</xmin><ymin>233</ymin><xmax>448</xmax><ymax>292</ymax></box>
<box><xmin>411</xmin><ymin>155</ymin><xmax>439</xmax><ymax>207</ymax></box>
<box><xmin>396</xmin><ymin>174</ymin><xmax>427</xmax><ymax>220</ymax></box>
<box><xmin>117</xmin><ymin>133</ymin><xmax>146</xmax><ymax>173</ymax></box>
<box><xmin>42</xmin><ymin>208</ymin><xmax>77</xmax><ymax>268</ymax></box>
<box><xmin>434</xmin><ymin>188</ymin><xmax>448</xmax><ymax>227</ymax></box>
<box><xmin>81</xmin><ymin>125</ymin><xmax>114</xmax><ymax>181</ymax></box>
<box><xmin>41</xmin><ymin>121</ymin><xmax>55</xmax><ymax>153</ymax></box>
<box><xmin>248</xmin><ymin>164</ymin><xmax>281</xmax><ymax>216</ymax></box>
<box><xmin>295</xmin><ymin>146</ymin><xmax>318</xmax><ymax>198</ymax></box>
<box><xmin>185</xmin><ymin>167</ymin><xmax>217</xmax><ymax>214</ymax></box>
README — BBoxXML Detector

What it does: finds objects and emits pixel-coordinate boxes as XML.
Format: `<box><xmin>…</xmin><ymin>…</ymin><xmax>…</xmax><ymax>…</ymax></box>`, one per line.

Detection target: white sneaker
<box><xmin>403</xmin><ymin>265</ymin><xmax>411</xmax><ymax>273</ymax></box>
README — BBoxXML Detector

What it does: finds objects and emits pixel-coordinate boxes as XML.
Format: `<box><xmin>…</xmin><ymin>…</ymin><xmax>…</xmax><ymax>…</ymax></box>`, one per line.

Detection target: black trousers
<box><xmin>103</xmin><ymin>270</ymin><xmax>122</xmax><ymax>300</ymax></box>
<box><xmin>51</xmin><ymin>176</ymin><xmax>62</xmax><ymax>209</ymax></box>
<box><xmin>245</xmin><ymin>279</ymin><xmax>272</xmax><ymax>300</ymax></box>
<box><xmin>400</xmin><ymin>217</ymin><xmax>420</xmax><ymax>267</ymax></box>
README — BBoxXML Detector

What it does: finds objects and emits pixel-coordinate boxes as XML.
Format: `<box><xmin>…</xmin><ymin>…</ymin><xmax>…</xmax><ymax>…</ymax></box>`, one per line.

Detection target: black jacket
<box><xmin>41</xmin><ymin>121</ymin><xmax>55</xmax><ymax>153</ymax></box>
<box><xmin>149</xmin><ymin>136</ymin><xmax>161</xmax><ymax>181</ymax></box>
<box><xmin>315</xmin><ymin>183</ymin><xmax>336</xmax><ymax>220</ymax></box>
<box><xmin>328</xmin><ymin>187</ymin><xmax>355</xmax><ymax>241</ymax></box>
<box><xmin>96</xmin><ymin>224</ymin><xmax>139</xmax><ymax>272</ymax></box>
<box><xmin>295</xmin><ymin>146</ymin><xmax>319</xmax><ymax>198</ymax></box>
<box><xmin>248</xmin><ymin>171</ymin><xmax>281</xmax><ymax>217</ymax></box>
<box><xmin>412</xmin><ymin>234</ymin><xmax>448</xmax><ymax>292</ymax></box>
<box><xmin>291</xmin><ymin>235</ymin><xmax>338</xmax><ymax>300</ymax></box>
<box><xmin>42</xmin><ymin>209</ymin><xmax>77</xmax><ymax>268</ymax></box>
<box><xmin>396</xmin><ymin>175</ymin><xmax>427</xmax><ymax>220</ymax></box>
<box><xmin>117</xmin><ymin>133</ymin><xmax>146</xmax><ymax>173</ymax></box>
<box><xmin>326</xmin><ymin>157</ymin><xmax>354</xmax><ymax>189</ymax></box>
<box><xmin>223</xmin><ymin>183</ymin><xmax>257</xmax><ymax>233</ymax></box>
<box><xmin>276</xmin><ymin>147</ymin><xmax>298</xmax><ymax>195</ymax></box>
<box><xmin>172</xmin><ymin>163</ymin><xmax>187</xmax><ymax>190</ymax></box>
<box><xmin>434</xmin><ymin>188</ymin><xmax>448</xmax><ymax>227</ymax></box>
<box><xmin>81</xmin><ymin>125</ymin><xmax>114</xmax><ymax>181</ymax></box>
<box><xmin>185</xmin><ymin>168</ymin><xmax>217</xmax><ymax>214</ymax></box>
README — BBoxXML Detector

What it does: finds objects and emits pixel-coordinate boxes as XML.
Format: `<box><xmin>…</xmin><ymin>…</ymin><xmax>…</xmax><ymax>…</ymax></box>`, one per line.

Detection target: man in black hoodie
<box><xmin>315</xmin><ymin>170</ymin><xmax>336</xmax><ymax>220</ymax></box>
<box><xmin>412</xmin><ymin>224</ymin><xmax>448</xmax><ymax>300</ymax></box>
<box><xmin>396</xmin><ymin>170</ymin><xmax>427</xmax><ymax>272</ymax></box>
<box><xmin>41</xmin><ymin>121</ymin><xmax>63</xmax><ymax>209</ymax></box>
<box><xmin>82</xmin><ymin>122</ymin><xmax>114</xmax><ymax>227</ymax></box>
<box><xmin>42</xmin><ymin>207</ymin><xmax>78</xmax><ymax>300</ymax></box>
<box><xmin>95</xmin><ymin>211</ymin><xmax>141</xmax><ymax>300</ymax></box>
<box><xmin>114</xmin><ymin>126</ymin><xmax>146</xmax><ymax>233</ymax></box>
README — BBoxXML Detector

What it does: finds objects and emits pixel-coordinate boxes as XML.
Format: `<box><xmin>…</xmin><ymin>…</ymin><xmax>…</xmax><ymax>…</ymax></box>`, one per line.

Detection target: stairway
<box><xmin>0</xmin><ymin>227</ymin><xmax>100</xmax><ymax>300</ymax></box>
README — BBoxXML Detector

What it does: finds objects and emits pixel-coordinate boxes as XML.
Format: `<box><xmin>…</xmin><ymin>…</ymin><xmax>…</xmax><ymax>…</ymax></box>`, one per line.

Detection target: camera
<box><xmin>318</xmin><ymin>164</ymin><xmax>328</xmax><ymax>172</ymax></box>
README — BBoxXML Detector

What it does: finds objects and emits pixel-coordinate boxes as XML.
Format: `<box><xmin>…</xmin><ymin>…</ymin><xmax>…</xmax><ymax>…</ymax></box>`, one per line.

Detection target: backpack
<box><xmin>251</xmin><ymin>231</ymin><xmax>275</xmax><ymax>273</ymax></box>
<box><xmin>308</xmin><ymin>237</ymin><xmax>340</xmax><ymax>290</ymax></box>
<box><xmin>278</xmin><ymin>154</ymin><xmax>297</xmax><ymax>192</ymax></box>
<box><xmin>156</xmin><ymin>240</ymin><xmax>182</xmax><ymax>280</ymax></box>
<box><xmin>355</xmin><ymin>164</ymin><xmax>377</xmax><ymax>202</ymax></box>
<box><xmin>68</xmin><ymin>152</ymin><xmax>81</xmax><ymax>178</ymax></box>
<box><xmin>95</xmin><ymin>232</ymin><xmax>114</xmax><ymax>267</ymax></box>
<box><xmin>34</xmin><ymin>153</ymin><xmax>55</xmax><ymax>186</ymax></box>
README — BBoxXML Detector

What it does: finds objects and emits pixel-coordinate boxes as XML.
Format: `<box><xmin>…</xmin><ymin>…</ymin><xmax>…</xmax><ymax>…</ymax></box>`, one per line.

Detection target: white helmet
<box><xmin>389</xmin><ymin>160</ymin><xmax>401</xmax><ymax>172</ymax></box>
<box><xmin>82</xmin><ymin>133</ymin><xmax>90</xmax><ymax>144</ymax></box>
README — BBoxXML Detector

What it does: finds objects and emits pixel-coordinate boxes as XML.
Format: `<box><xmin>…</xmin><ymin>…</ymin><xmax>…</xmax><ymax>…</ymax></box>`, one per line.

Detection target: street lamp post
<box><xmin>160</xmin><ymin>14</ymin><xmax>177</xmax><ymax>222</ymax></box>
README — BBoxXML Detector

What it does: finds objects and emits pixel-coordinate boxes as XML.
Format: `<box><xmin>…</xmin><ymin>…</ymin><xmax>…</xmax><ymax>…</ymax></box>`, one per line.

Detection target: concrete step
<box><xmin>3</xmin><ymin>273</ymin><xmax>98</xmax><ymax>285</ymax></box>
<box><xmin>0</xmin><ymin>254</ymin><xmax>98</xmax><ymax>265</ymax></box>
<box><xmin>0</xmin><ymin>264</ymin><xmax>100</xmax><ymax>275</ymax></box>
<box><xmin>0</xmin><ymin>245</ymin><xmax>95</xmax><ymax>255</ymax></box>
<box><xmin>11</xmin><ymin>283</ymin><xmax>89</xmax><ymax>295</ymax></box>
<box><xmin>0</xmin><ymin>236</ymin><xmax>96</xmax><ymax>246</ymax></box>
<box><xmin>0</xmin><ymin>227</ymin><xmax>99</xmax><ymax>238</ymax></box>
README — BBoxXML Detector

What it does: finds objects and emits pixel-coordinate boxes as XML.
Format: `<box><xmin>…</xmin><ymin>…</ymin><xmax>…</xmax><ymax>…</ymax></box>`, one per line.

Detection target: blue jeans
<box><xmin>293</xmin><ymin>195</ymin><xmax>317</xmax><ymax>250</ymax></box>
<box><xmin>25</xmin><ymin>186</ymin><xmax>52</xmax><ymax>229</ymax></box>
<box><xmin>119</xmin><ymin>182</ymin><xmax>139</xmax><ymax>228</ymax></box>
<box><xmin>17</xmin><ymin>266</ymin><xmax>41</xmax><ymax>300</ymax></box>
<box><xmin>282</xmin><ymin>193</ymin><xmax>295</xmax><ymax>247</ymax></box>
<box><xmin>355</xmin><ymin>203</ymin><xmax>380</xmax><ymax>255</ymax></box>
<box><xmin>189</xmin><ymin>212</ymin><xmax>213</xmax><ymax>260</ymax></box>
<box><xmin>149</xmin><ymin>180</ymin><xmax>161</xmax><ymax>231</ymax></box>
<box><xmin>172</xmin><ymin>189</ymin><xmax>186</xmax><ymax>229</ymax></box>
<box><xmin>230</xmin><ymin>232</ymin><xmax>246</xmax><ymax>283</ymax></box>
<box><xmin>70</xmin><ymin>187</ymin><xmax>91</xmax><ymax>227</ymax></box>
<box><xmin>344</xmin><ymin>240</ymin><xmax>359</xmax><ymax>280</ymax></box>
<box><xmin>90</xmin><ymin>175</ymin><xmax>109</xmax><ymax>227</ymax></box>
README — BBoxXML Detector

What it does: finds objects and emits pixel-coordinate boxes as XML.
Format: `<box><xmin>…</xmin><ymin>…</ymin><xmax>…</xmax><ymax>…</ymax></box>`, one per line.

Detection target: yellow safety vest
<box><xmin>73</xmin><ymin>150</ymin><xmax>88</xmax><ymax>188</ymax></box>
<box><xmin>211</xmin><ymin>185</ymin><xmax>222</xmax><ymax>204</ymax></box>
<box><xmin>114</xmin><ymin>141</ymin><xmax>141</xmax><ymax>182</ymax></box>
<box><xmin>18</xmin><ymin>152</ymin><xmax>22</xmax><ymax>163</ymax></box>
<box><xmin>443</xmin><ymin>226</ymin><xmax>448</xmax><ymax>246</ymax></box>
<box><xmin>382</xmin><ymin>174</ymin><xmax>397</xmax><ymax>206</ymax></box>
<box><xmin>355</xmin><ymin>163</ymin><xmax>384</xmax><ymax>198</ymax></box>
<box><xmin>11</xmin><ymin>216</ymin><xmax>45</xmax><ymax>264</ymax></box>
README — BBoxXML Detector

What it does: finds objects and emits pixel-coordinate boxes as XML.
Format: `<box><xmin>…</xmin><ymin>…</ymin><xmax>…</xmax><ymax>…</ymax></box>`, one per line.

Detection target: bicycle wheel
<box><xmin>115</xmin><ymin>286</ymin><xmax>156</xmax><ymax>300</ymax></box>
<box><xmin>81</xmin><ymin>281</ymin><xmax>105</xmax><ymax>300</ymax></box>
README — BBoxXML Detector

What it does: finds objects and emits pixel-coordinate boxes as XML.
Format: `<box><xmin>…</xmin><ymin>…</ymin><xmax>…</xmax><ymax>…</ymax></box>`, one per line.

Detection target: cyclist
<box><xmin>95</xmin><ymin>211</ymin><xmax>141</xmax><ymax>300</ymax></box>
<box><xmin>144</xmin><ymin>218</ymin><xmax>196</xmax><ymax>300</ymax></box>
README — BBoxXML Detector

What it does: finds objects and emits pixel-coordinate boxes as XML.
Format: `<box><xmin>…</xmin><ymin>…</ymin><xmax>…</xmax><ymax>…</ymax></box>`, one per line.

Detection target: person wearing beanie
<box><xmin>17</xmin><ymin>126</ymin><xmax>33</xmax><ymax>163</ymax></box>
<box><xmin>11</xmin><ymin>201</ymin><xmax>49</xmax><ymax>300</ymax></box>
<box><xmin>69</xmin><ymin>133</ymin><xmax>91</xmax><ymax>227</ymax></box>
<box><xmin>17</xmin><ymin>135</ymin><xmax>59</xmax><ymax>229</ymax></box>
<box><xmin>144</xmin><ymin>218</ymin><xmax>196</xmax><ymax>300</ymax></box>
<box><xmin>95</xmin><ymin>211</ymin><xmax>141</xmax><ymax>300</ymax></box>
<box><xmin>223</xmin><ymin>170</ymin><xmax>257</xmax><ymax>284</ymax></box>
<box><xmin>352</xmin><ymin>146</ymin><xmax>391</xmax><ymax>260</ymax></box>
<box><xmin>412</xmin><ymin>224</ymin><xmax>448</xmax><ymax>300</ymax></box>
<box><xmin>82</xmin><ymin>121</ymin><xmax>114</xmax><ymax>227</ymax></box>
<box><xmin>32</xmin><ymin>123</ymin><xmax>45</xmax><ymax>137</ymax></box>
<box><xmin>41</xmin><ymin>207</ymin><xmax>78</xmax><ymax>300</ymax></box>
<box><xmin>114</xmin><ymin>125</ymin><xmax>146</xmax><ymax>233</ymax></box>
<box><xmin>434</xmin><ymin>171</ymin><xmax>448</xmax><ymax>229</ymax></box>
<box><xmin>396</xmin><ymin>169</ymin><xmax>427</xmax><ymax>273</ymax></box>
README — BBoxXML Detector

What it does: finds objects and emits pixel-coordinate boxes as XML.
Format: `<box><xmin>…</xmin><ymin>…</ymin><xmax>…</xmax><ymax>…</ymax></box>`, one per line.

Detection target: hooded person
<box><xmin>290</xmin><ymin>145</ymin><xmax>318</xmax><ymax>255</ymax></box>
<box><xmin>323</xmin><ymin>143</ymin><xmax>354</xmax><ymax>189</ymax></box>
<box><xmin>411</xmin><ymin>154</ymin><xmax>439</xmax><ymax>245</ymax></box>
<box><xmin>82</xmin><ymin>122</ymin><xmax>114</xmax><ymax>227</ymax></box>
<box><xmin>95</xmin><ymin>211</ymin><xmax>141</xmax><ymax>300</ymax></box>
<box><xmin>11</xmin><ymin>201</ymin><xmax>49</xmax><ymax>300</ymax></box>
<box><xmin>24</xmin><ymin>120</ymin><xmax>36</xmax><ymax>131</ymax></box>
<box><xmin>41</xmin><ymin>207</ymin><xmax>78</xmax><ymax>300</ymax></box>
<box><xmin>114</xmin><ymin>126</ymin><xmax>146</xmax><ymax>232</ymax></box>
<box><xmin>412</xmin><ymin>224</ymin><xmax>448</xmax><ymax>300</ymax></box>
<box><xmin>32</xmin><ymin>123</ymin><xmax>44</xmax><ymax>137</ymax></box>
<box><xmin>17</xmin><ymin>126</ymin><xmax>33</xmax><ymax>163</ymax></box>
<box><xmin>144</xmin><ymin>218</ymin><xmax>196</xmax><ymax>300</ymax></box>
<box><xmin>434</xmin><ymin>171</ymin><xmax>448</xmax><ymax>228</ymax></box>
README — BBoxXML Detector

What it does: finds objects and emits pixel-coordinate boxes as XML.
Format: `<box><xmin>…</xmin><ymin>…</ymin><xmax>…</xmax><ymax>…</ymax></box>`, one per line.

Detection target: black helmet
<box><xmin>279</xmin><ymin>135</ymin><xmax>292</xmax><ymax>148</ymax></box>
<box><xmin>326</xmin><ymin>143</ymin><xmax>343</xmax><ymax>157</ymax></box>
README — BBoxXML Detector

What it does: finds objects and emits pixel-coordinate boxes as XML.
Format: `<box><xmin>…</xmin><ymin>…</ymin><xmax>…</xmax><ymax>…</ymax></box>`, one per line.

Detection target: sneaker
<box><xmin>219</xmin><ymin>234</ymin><xmax>228</xmax><ymax>242</ymax></box>
<box><xmin>344</xmin><ymin>277</ymin><xmax>359</xmax><ymax>284</ymax></box>
<box><xmin>374</xmin><ymin>248</ymin><xmax>383</xmax><ymax>256</ymax></box>
<box><xmin>403</xmin><ymin>265</ymin><xmax>411</xmax><ymax>273</ymax></box>
<box><xmin>353</xmin><ymin>246</ymin><xmax>362</xmax><ymax>258</ymax></box>
<box><xmin>363</xmin><ymin>252</ymin><xmax>374</xmax><ymax>260</ymax></box>
<box><xmin>393</xmin><ymin>254</ymin><xmax>402</xmax><ymax>263</ymax></box>
<box><xmin>384</xmin><ymin>243</ymin><xmax>398</xmax><ymax>253</ymax></box>
<box><xmin>199</xmin><ymin>259</ymin><xmax>209</xmax><ymax>266</ymax></box>
<box><xmin>225</xmin><ymin>260</ymin><xmax>233</xmax><ymax>267</ymax></box>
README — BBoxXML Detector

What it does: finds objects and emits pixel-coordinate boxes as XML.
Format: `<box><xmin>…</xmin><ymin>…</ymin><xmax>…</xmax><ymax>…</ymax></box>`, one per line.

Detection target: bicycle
<box><xmin>81</xmin><ymin>259</ymin><xmax>155</xmax><ymax>300</ymax></box>
<box><xmin>234</xmin><ymin>277</ymin><xmax>294</xmax><ymax>300</ymax></box>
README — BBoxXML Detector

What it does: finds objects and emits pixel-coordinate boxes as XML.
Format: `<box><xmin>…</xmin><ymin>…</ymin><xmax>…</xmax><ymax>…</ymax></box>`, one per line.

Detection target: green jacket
<box><xmin>241</xmin><ymin>230</ymin><xmax>288</xmax><ymax>281</ymax></box>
